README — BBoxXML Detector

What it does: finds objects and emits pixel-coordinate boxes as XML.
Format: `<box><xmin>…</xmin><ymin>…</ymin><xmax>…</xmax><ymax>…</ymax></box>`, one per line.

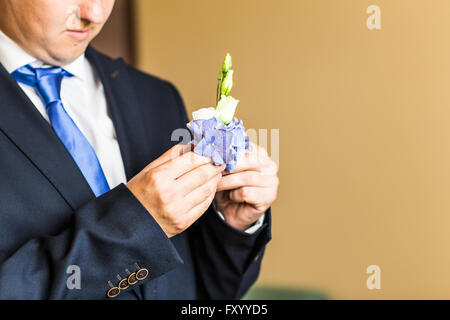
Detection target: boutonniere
<box><xmin>187</xmin><ymin>54</ymin><xmax>251</xmax><ymax>172</ymax></box>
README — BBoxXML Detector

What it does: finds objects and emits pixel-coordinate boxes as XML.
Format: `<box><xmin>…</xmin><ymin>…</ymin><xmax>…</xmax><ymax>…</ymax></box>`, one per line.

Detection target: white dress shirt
<box><xmin>0</xmin><ymin>30</ymin><xmax>264</xmax><ymax>234</ymax></box>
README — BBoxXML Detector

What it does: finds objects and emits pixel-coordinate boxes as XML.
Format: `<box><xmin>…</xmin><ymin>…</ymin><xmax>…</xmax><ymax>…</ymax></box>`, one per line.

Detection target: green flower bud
<box><xmin>221</xmin><ymin>70</ymin><xmax>234</xmax><ymax>96</ymax></box>
<box><xmin>222</xmin><ymin>53</ymin><xmax>233</xmax><ymax>74</ymax></box>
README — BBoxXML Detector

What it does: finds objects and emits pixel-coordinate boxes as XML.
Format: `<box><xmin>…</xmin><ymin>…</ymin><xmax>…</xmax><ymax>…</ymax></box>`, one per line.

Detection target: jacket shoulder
<box><xmin>86</xmin><ymin>47</ymin><xmax>189</xmax><ymax>125</ymax></box>
<box><xmin>125</xmin><ymin>65</ymin><xmax>187</xmax><ymax>120</ymax></box>
<box><xmin>87</xmin><ymin>47</ymin><xmax>181</xmax><ymax>100</ymax></box>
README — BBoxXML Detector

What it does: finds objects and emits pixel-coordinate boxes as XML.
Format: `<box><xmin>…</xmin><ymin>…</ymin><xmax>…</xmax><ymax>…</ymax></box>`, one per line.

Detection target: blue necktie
<box><xmin>12</xmin><ymin>65</ymin><xmax>110</xmax><ymax>197</ymax></box>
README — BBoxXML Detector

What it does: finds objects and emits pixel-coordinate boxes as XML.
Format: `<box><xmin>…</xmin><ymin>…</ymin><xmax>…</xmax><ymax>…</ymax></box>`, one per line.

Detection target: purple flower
<box><xmin>188</xmin><ymin>117</ymin><xmax>250</xmax><ymax>172</ymax></box>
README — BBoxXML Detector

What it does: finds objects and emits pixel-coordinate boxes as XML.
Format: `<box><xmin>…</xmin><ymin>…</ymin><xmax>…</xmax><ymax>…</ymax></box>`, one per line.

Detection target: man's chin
<box><xmin>47</xmin><ymin>45</ymin><xmax>89</xmax><ymax>66</ymax></box>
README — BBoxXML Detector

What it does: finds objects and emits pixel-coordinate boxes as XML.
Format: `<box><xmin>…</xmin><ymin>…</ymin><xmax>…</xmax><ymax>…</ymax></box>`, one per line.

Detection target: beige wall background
<box><xmin>133</xmin><ymin>0</ymin><xmax>450</xmax><ymax>299</ymax></box>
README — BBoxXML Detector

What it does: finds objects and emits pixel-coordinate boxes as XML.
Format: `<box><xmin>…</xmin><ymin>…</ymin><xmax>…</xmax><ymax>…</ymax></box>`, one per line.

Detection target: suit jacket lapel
<box><xmin>0</xmin><ymin>62</ymin><xmax>95</xmax><ymax>209</ymax></box>
<box><xmin>86</xmin><ymin>47</ymin><xmax>149</xmax><ymax>182</ymax></box>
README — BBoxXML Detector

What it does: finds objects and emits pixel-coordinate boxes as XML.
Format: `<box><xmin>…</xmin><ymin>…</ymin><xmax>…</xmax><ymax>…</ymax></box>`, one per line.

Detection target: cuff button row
<box><xmin>106</xmin><ymin>263</ymin><xmax>150</xmax><ymax>298</ymax></box>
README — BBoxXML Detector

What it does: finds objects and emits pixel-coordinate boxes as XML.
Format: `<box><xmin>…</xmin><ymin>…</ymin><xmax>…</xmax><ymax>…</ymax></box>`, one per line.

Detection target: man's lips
<box><xmin>65</xmin><ymin>29</ymin><xmax>90</xmax><ymax>41</ymax></box>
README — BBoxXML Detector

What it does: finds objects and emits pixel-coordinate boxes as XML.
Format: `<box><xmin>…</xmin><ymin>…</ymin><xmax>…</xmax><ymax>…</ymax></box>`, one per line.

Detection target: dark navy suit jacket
<box><xmin>0</xmin><ymin>47</ymin><xmax>271</xmax><ymax>299</ymax></box>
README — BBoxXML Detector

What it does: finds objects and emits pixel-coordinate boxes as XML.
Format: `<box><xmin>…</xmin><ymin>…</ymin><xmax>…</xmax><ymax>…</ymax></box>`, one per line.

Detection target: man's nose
<box><xmin>79</xmin><ymin>0</ymin><xmax>108</xmax><ymax>24</ymax></box>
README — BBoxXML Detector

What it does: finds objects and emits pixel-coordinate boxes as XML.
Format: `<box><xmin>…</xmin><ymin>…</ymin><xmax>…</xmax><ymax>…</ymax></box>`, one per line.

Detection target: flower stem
<box><xmin>216</xmin><ymin>71</ymin><xmax>224</xmax><ymax>105</ymax></box>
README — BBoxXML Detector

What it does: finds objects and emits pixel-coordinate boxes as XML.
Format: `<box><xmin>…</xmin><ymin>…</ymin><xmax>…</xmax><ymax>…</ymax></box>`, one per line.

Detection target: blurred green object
<box><xmin>242</xmin><ymin>286</ymin><xmax>327</xmax><ymax>300</ymax></box>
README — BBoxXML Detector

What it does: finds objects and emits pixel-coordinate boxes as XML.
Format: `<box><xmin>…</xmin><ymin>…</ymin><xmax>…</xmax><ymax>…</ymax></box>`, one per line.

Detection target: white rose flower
<box><xmin>192</xmin><ymin>107</ymin><xmax>218</xmax><ymax>120</ymax></box>
<box><xmin>216</xmin><ymin>95</ymin><xmax>239</xmax><ymax>125</ymax></box>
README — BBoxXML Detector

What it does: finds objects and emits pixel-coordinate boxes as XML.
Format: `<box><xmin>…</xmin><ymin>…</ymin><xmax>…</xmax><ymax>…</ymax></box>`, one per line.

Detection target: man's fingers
<box><xmin>229</xmin><ymin>186</ymin><xmax>272</xmax><ymax>205</ymax></box>
<box><xmin>184</xmin><ymin>185</ymin><xmax>217</xmax><ymax>226</ymax></box>
<box><xmin>217</xmin><ymin>171</ymin><xmax>274</xmax><ymax>191</ymax></box>
<box><xmin>226</xmin><ymin>152</ymin><xmax>260</xmax><ymax>174</ymax></box>
<box><xmin>177</xmin><ymin>163</ymin><xmax>226</xmax><ymax>195</ymax></box>
<box><xmin>146</xmin><ymin>144</ymin><xmax>192</xmax><ymax>172</ymax></box>
<box><xmin>223</xmin><ymin>144</ymin><xmax>275</xmax><ymax>175</ymax></box>
<box><xmin>183</xmin><ymin>173</ymin><xmax>221</xmax><ymax>211</ymax></box>
<box><xmin>158</xmin><ymin>149</ymin><xmax>212</xmax><ymax>179</ymax></box>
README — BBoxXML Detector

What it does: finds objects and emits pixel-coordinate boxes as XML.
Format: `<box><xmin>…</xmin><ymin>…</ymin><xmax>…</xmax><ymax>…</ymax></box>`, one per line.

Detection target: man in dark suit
<box><xmin>0</xmin><ymin>0</ymin><xmax>279</xmax><ymax>299</ymax></box>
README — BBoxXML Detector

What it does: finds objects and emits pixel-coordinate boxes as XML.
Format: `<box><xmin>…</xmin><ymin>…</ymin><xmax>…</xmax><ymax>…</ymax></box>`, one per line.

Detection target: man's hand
<box><xmin>214</xmin><ymin>142</ymin><xmax>279</xmax><ymax>231</ymax></box>
<box><xmin>127</xmin><ymin>145</ymin><xmax>226</xmax><ymax>238</ymax></box>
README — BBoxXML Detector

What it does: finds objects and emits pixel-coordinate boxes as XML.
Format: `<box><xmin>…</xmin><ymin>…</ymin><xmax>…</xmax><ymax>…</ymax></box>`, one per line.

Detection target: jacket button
<box><xmin>125</xmin><ymin>268</ymin><xmax>138</xmax><ymax>285</ymax></box>
<box><xmin>136</xmin><ymin>268</ymin><xmax>149</xmax><ymax>281</ymax></box>
<box><xmin>107</xmin><ymin>281</ymin><xmax>120</xmax><ymax>298</ymax></box>
<box><xmin>116</xmin><ymin>275</ymin><xmax>129</xmax><ymax>290</ymax></box>
<box><xmin>118</xmin><ymin>278</ymin><xmax>130</xmax><ymax>290</ymax></box>
<box><xmin>107</xmin><ymin>287</ymin><xmax>120</xmax><ymax>298</ymax></box>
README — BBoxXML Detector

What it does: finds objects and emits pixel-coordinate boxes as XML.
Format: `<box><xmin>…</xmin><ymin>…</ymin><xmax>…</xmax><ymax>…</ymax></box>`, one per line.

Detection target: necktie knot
<box><xmin>12</xmin><ymin>64</ymin><xmax>73</xmax><ymax>106</ymax></box>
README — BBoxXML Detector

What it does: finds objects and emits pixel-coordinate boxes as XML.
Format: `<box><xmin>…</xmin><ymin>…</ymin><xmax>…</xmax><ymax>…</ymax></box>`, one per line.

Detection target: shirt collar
<box><xmin>0</xmin><ymin>29</ymin><xmax>88</xmax><ymax>81</ymax></box>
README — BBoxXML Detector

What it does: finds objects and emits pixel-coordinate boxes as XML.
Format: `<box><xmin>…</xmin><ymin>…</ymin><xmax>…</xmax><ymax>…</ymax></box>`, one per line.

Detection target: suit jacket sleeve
<box><xmin>0</xmin><ymin>184</ymin><xmax>183</xmax><ymax>299</ymax></box>
<box><xmin>167</xmin><ymin>83</ymin><xmax>273</xmax><ymax>300</ymax></box>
